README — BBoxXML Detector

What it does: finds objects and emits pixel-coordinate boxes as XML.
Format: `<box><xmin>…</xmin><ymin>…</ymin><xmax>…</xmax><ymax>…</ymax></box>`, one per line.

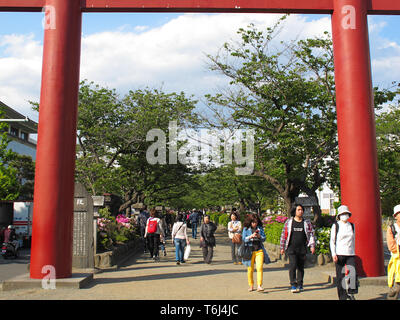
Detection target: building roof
<box><xmin>0</xmin><ymin>101</ymin><xmax>38</xmax><ymax>134</ymax></box>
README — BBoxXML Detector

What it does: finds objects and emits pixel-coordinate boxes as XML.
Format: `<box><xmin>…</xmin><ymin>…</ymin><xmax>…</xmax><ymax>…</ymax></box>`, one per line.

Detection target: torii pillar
<box><xmin>332</xmin><ymin>0</ymin><xmax>384</xmax><ymax>277</ymax></box>
<box><xmin>29</xmin><ymin>0</ymin><xmax>82</xmax><ymax>279</ymax></box>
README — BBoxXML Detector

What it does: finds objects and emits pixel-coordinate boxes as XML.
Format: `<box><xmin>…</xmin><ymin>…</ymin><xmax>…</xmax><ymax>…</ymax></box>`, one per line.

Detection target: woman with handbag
<box><xmin>171</xmin><ymin>213</ymin><xmax>190</xmax><ymax>265</ymax></box>
<box><xmin>228</xmin><ymin>211</ymin><xmax>242</xmax><ymax>265</ymax></box>
<box><xmin>242</xmin><ymin>214</ymin><xmax>267</xmax><ymax>292</ymax></box>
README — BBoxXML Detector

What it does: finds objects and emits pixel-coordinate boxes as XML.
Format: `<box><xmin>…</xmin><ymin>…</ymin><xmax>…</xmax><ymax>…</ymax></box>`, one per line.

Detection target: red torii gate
<box><xmin>1</xmin><ymin>0</ymin><xmax>399</xmax><ymax>280</ymax></box>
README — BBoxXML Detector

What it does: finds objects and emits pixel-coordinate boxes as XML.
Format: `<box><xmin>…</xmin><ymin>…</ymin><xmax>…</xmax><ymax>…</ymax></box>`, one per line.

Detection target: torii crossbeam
<box><xmin>1</xmin><ymin>0</ymin><xmax>398</xmax><ymax>280</ymax></box>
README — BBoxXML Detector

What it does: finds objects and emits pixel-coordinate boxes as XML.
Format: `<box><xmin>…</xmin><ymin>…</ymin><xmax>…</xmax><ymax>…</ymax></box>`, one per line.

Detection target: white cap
<box><xmin>394</xmin><ymin>204</ymin><xmax>400</xmax><ymax>217</ymax></box>
<box><xmin>337</xmin><ymin>205</ymin><xmax>352</xmax><ymax>220</ymax></box>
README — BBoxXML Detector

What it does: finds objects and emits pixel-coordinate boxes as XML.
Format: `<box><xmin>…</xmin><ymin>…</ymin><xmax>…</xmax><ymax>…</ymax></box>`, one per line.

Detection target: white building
<box><xmin>0</xmin><ymin>101</ymin><xmax>37</xmax><ymax>160</ymax></box>
<box><xmin>316</xmin><ymin>182</ymin><xmax>339</xmax><ymax>216</ymax></box>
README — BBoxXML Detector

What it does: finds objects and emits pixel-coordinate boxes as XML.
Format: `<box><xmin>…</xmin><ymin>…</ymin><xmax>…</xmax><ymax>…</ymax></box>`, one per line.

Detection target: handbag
<box><xmin>238</xmin><ymin>243</ymin><xmax>252</xmax><ymax>260</ymax></box>
<box><xmin>184</xmin><ymin>244</ymin><xmax>191</xmax><ymax>260</ymax></box>
<box><xmin>232</xmin><ymin>233</ymin><xmax>242</xmax><ymax>244</ymax></box>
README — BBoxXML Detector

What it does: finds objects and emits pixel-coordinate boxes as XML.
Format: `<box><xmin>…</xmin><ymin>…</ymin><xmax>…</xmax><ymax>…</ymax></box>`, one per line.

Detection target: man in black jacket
<box><xmin>200</xmin><ymin>215</ymin><xmax>217</xmax><ymax>264</ymax></box>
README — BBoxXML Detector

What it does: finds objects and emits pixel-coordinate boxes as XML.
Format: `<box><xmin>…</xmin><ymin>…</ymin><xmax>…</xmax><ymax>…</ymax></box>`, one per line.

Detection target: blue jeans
<box><xmin>174</xmin><ymin>238</ymin><xmax>186</xmax><ymax>262</ymax></box>
<box><xmin>191</xmin><ymin>222</ymin><xmax>198</xmax><ymax>239</ymax></box>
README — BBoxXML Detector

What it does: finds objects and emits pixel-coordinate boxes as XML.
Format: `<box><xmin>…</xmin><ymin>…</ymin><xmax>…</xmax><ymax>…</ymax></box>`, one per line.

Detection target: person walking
<box><xmin>138</xmin><ymin>207</ymin><xmax>150</xmax><ymax>253</ymax></box>
<box><xmin>242</xmin><ymin>214</ymin><xmax>267</xmax><ymax>292</ymax></box>
<box><xmin>200</xmin><ymin>215</ymin><xmax>217</xmax><ymax>264</ymax></box>
<box><xmin>330</xmin><ymin>205</ymin><xmax>358</xmax><ymax>300</ymax></box>
<box><xmin>228</xmin><ymin>211</ymin><xmax>242</xmax><ymax>265</ymax></box>
<box><xmin>387</xmin><ymin>204</ymin><xmax>400</xmax><ymax>300</ymax></box>
<box><xmin>171</xmin><ymin>213</ymin><xmax>190</xmax><ymax>265</ymax></box>
<box><xmin>280</xmin><ymin>204</ymin><xmax>316</xmax><ymax>293</ymax></box>
<box><xmin>189</xmin><ymin>209</ymin><xmax>199</xmax><ymax>239</ymax></box>
<box><xmin>165</xmin><ymin>210</ymin><xmax>174</xmax><ymax>236</ymax></box>
<box><xmin>144</xmin><ymin>208</ymin><xmax>165</xmax><ymax>261</ymax></box>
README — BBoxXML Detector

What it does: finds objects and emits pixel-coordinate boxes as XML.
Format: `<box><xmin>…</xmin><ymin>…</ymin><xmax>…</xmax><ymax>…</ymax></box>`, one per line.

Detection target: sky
<box><xmin>0</xmin><ymin>11</ymin><xmax>399</xmax><ymax>126</ymax></box>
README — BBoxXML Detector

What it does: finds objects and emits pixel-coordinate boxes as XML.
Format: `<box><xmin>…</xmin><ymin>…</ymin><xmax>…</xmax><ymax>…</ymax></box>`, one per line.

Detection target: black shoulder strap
<box><xmin>334</xmin><ymin>221</ymin><xmax>339</xmax><ymax>245</ymax></box>
<box><xmin>391</xmin><ymin>223</ymin><xmax>397</xmax><ymax>238</ymax></box>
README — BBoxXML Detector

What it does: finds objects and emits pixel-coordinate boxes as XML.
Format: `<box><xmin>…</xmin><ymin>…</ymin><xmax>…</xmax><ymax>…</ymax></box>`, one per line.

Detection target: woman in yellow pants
<box><xmin>242</xmin><ymin>214</ymin><xmax>268</xmax><ymax>292</ymax></box>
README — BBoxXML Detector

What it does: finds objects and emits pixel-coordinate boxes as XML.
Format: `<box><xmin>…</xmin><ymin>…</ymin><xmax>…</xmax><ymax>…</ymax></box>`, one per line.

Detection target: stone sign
<box><xmin>73</xmin><ymin>183</ymin><xmax>94</xmax><ymax>269</ymax></box>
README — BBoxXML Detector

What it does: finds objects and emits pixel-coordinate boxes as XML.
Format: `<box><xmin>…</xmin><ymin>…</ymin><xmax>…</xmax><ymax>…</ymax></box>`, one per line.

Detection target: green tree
<box><xmin>205</xmin><ymin>17</ymin><xmax>400</xmax><ymax>221</ymax></box>
<box><xmin>75</xmin><ymin>81</ymin><xmax>200</xmax><ymax>214</ymax></box>
<box><xmin>376</xmin><ymin>94</ymin><xmax>400</xmax><ymax>216</ymax></box>
<box><xmin>8</xmin><ymin>154</ymin><xmax>35</xmax><ymax>200</ymax></box>
<box><xmin>0</xmin><ymin>108</ymin><xmax>20</xmax><ymax>200</ymax></box>
<box><xmin>205</xmin><ymin>17</ymin><xmax>337</xmax><ymax>219</ymax></box>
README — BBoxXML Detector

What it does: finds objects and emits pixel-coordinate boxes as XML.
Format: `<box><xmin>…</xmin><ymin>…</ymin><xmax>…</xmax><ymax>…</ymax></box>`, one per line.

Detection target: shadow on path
<box><xmin>85</xmin><ymin>268</ymin><xmax>243</xmax><ymax>288</ymax></box>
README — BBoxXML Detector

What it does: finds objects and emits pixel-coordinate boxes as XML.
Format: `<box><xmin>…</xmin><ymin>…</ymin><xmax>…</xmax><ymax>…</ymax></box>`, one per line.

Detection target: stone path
<box><xmin>0</xmin><ymin>227</ymin><xmax>391</xmax><ymax>300</ymax></box>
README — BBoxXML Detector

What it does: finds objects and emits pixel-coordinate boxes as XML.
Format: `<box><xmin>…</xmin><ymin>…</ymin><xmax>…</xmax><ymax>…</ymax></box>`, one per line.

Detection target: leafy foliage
<box><xmin>315</xmin><ymin>227</ymin><xmax>331</xmax><ymax>255</ymax></box>
<box><xmin>0</xmin><ymin>107</ymin><xmax>35</xmax><ymax>200</ymax></box>
<box><xmin>205</xmin><ymin>17</ymin><xmax>338</xmax><ymax>217</ymax></box>
<box><xmin>75</xmin><ymin>81</ymin><xmax>200</xmax><ymax>212</ymax></box>
<box><xmin>375</xmin><ymin>92</ymin><xmax>400</xmax><ymax>216</ymax></box>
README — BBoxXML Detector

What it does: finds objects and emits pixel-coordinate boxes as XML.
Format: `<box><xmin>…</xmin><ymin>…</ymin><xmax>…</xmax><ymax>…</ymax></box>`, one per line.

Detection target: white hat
<box><xmin>394</xmin><ymin>204</ymin><xmax>400</xmax><ymax>217</ymax></box>
<box><xmin>337</xmin><ymin>205</ymin><xmax>352</xmax><ymax>220</ymax></box>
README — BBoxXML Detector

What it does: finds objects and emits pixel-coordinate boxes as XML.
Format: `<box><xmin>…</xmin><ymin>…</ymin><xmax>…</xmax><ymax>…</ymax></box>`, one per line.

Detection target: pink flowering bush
<box><xmin>263</xmin><ymin>214</ymin><xmax>288</xmax><ymax>245</ymax></box>
<box><xmin>116</xmin><ymin>214</ymin><xmax>134</xmax><ymax>229</ymax></box>
<box><xmin>262</xmin><ymin>214</ymin><xmax>288</xmax><ymax>225</ymax></box>
<box><xmin>97</xmin><ymin>208</ymin><xmax>138</xmax><ymax>252</ymax></box>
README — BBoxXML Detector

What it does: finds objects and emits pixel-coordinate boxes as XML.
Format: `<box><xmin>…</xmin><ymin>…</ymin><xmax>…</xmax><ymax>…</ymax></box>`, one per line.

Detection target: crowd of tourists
<box><xmin>136</xmin><ymin>203</ymin><xmax>400</xmax><ymax>300</ymax></box>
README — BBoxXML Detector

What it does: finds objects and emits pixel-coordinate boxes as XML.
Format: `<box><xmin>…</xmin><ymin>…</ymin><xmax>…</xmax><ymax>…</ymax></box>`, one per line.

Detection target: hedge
<box><xmin>264</xmin><ymin>223</ymin><xmax>284</xmax><ymax>246</ymax></box>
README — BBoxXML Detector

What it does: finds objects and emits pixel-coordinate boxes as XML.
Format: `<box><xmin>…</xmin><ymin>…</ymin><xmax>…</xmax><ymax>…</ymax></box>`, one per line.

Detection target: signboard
<box><xmin>73</xmin><ymin>183</ymin><xmax>94</xmax><ymax>269</ymax></box>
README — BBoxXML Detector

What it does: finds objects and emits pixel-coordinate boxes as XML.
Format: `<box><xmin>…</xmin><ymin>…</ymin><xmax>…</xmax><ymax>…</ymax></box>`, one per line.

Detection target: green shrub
<box><xmin>315</xmin><ymin>227</ymin><xmax>331</xmax><ymax>255</ymax></box>
<box><xmin>264</xmin><ymin>223</ymin><xmax>284</xmax><ymax>245</ymax></box>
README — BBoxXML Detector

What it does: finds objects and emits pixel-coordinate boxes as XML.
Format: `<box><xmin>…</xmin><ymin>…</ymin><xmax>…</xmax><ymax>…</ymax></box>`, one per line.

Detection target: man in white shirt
<box><xmin>330</xmin><ymin>205</ymin><xmax>357</xmax><ymax>300</ymax></box>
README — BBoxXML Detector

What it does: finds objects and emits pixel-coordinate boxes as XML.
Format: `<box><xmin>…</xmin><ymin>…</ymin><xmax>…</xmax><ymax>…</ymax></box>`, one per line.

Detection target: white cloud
<box><xmin>0</xmin><ymin>33</ymin><xmax>42</xmax><ymax>121</ymax></box>
<box><xmin>79</xmin><ymin>13</ymin><xmax>332</xmax><ymax>98</ymax></box>
<box><xmin>0</xmin><ymin>12</ymin><xmax>398</xmax><ymax>123</ymax></box>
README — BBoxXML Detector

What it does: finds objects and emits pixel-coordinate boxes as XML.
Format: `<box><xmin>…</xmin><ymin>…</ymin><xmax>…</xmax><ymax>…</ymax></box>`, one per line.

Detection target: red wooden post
<box><xmin>331</xmin><ymin>0</ymin><xmax>385</xmax><ymax>277</ymax></box>
<box><xmin>29</xmin><ymin>0</ymin><xmax>82</xmax><ymax>279</ymax></box>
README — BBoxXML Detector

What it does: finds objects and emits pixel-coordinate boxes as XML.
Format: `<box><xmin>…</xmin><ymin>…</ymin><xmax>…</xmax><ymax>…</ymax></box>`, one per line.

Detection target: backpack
<box><xmin>147</xmin><ymin>218</ymin><xmax>158</xmax><ymax>234</ymax></box>
<box><xmin>334</xmin><ymin>221</ymin><xmax>354</xmax><ymax>245</ymax></box>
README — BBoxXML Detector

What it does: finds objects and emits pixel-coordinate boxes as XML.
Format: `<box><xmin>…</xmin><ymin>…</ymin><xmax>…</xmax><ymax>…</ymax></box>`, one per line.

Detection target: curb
<box><xmin>321</xmin><ymin>271</ymin><xmax>388</xmax><ymax>286</ymax></box>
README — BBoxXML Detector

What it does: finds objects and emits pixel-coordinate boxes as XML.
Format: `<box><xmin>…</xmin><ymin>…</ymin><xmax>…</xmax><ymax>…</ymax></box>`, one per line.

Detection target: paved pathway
<box><xmin>0</xmin><ymin>227</ymin><xmax>391</xmax><ymax>300</ymax></box>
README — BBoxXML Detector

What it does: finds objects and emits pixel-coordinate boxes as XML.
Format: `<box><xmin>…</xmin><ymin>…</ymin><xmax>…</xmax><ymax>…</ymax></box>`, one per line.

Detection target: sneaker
<box><xmin>291</xmin><ymin>286</ymin><xmax>299</xmax><ymax>293</ymax></box>
<box><xmin>298</xmin><ymin>285</ymin><xmax>304</xmax><ymax>292</ymax></box>
<box><xmin>176</xmin><ymin>261</ymin><xmax>180</xmax><ymax>265</ymax></box>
